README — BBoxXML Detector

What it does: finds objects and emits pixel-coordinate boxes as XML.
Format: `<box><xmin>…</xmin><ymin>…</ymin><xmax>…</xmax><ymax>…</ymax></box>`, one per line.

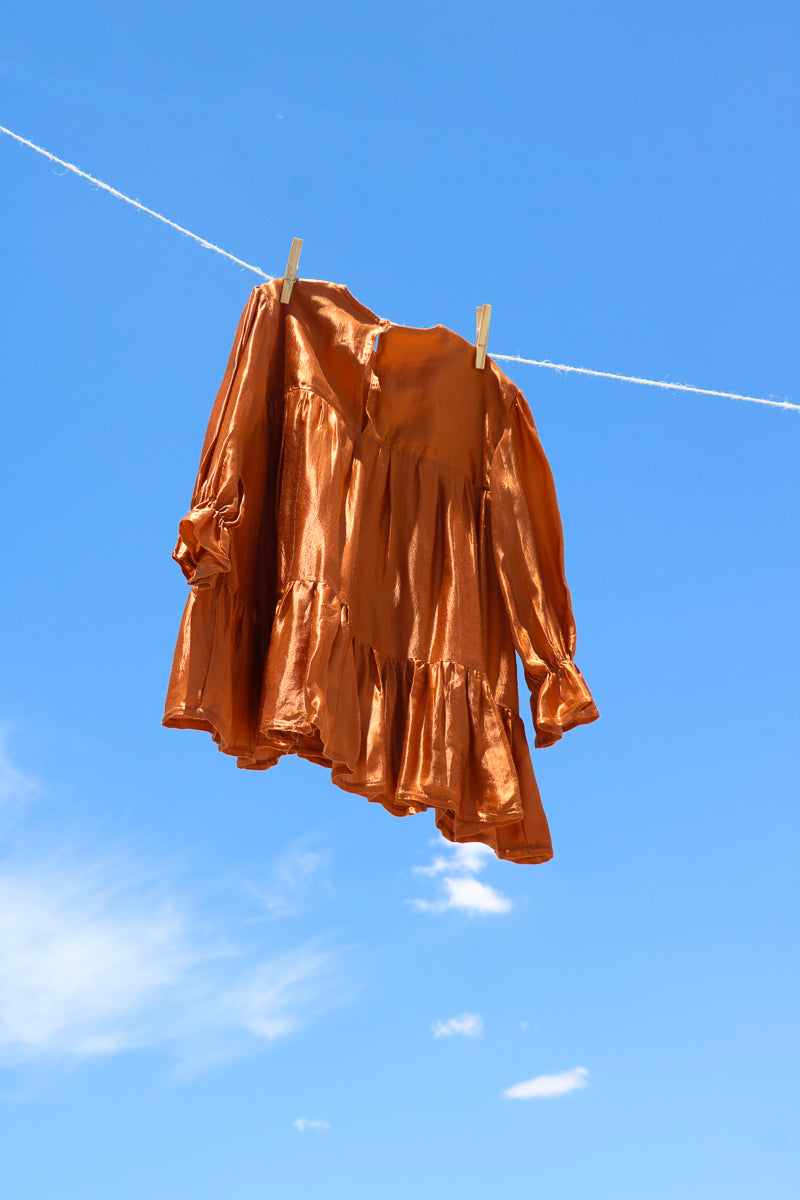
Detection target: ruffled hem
<box><xmin>164</xmin><ymin>578</ymin><xmax>555</xmax><ymax>864</ymax></box>
<box><xmin>533</xmin><ymin>658</ymin><xmax>600</xmax><ymax>749</ymax></box>
<box><xmin>163</xmin><ymin>578</ymin><xmax>263</xmax><ymax>758</ymax></box>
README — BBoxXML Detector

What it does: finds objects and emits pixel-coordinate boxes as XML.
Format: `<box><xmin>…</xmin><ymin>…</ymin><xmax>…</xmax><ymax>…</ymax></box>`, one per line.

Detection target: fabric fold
<box><xmin>532</xmin><ymin>658</ymin><xmax>600</xmax><ymax>749</ymax></box>
<box><xmin>163</xmin><ymin>278</ymin><xmax>599</xmax><ymax>865</ymax></box>
<box><xmin>173</xmin><ymin>502</ymin><xmax>234</xmax><ymax>585</ymax></box>
<box><xmin>232</xmin><ymin>578</ymin><xmax>548</xmax><ymax>859</ymax></box>
<box><xmin>489</xmin><ymin>392</ymin><xmax>599</xmax><ymax>760</ymax></box>
<box><xmin>163</xmin><ymin>578</ymin><xmax>262</xmax><ymax>759</ymax></box>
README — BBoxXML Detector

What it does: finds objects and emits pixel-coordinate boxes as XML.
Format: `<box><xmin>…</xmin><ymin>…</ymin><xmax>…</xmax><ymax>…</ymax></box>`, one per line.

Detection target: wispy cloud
<box><xmin>0</xmin><ymin>742</ymin><xmax>350</xmax><ymax>1077</ymax></box>
<box><xmin>432</xmin><ymin>1012</ymin><xmax>483</xmax><ymax>1038</ymax></box>
<box><xmin>294</xmin><ymin>1118</ymin><xmax>330</xmax><ymax>1132</ymax></box>
<box><xmin>409</xmin><ymin>839</ymin><xmax>512</xmax><ymax>916</ymax></box>
<box><xmin>0</xmin><ymin>852</ymin><xmax>347</xmax><ymax>1074</ymax></box>
<box><xmin>243</xmin><ymin>839</ymin><xmax>330</xmax><ymax>921</ymax></box>
<box><xmin>0</xmin><ymin>729</ymin><xmax>38</xmax><ymax>831</ymax></box>
<box><xmin>503</xmin><ymin>1067</ymin><xmax>589</xmax><ymax>1099</ymax></box>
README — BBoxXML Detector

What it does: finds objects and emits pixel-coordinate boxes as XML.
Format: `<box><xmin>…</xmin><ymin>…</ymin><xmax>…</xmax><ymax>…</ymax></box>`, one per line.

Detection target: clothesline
<box><xmin>2</xmin><ymin>122</ymin><xmax>797</xmax><ymax>415</ymax></box>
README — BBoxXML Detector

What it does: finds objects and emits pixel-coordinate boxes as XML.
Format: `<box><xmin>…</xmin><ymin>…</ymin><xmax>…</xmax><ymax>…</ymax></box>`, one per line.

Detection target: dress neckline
<box><xmin>332</xmin><ymin>281</ymin><xmax>449</xmax><ymax>337</ymax></box>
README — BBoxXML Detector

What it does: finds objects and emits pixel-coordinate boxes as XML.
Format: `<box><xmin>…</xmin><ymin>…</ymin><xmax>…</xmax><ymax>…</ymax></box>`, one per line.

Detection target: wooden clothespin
<box><xmin>475</xmin><ymin>303</ymin><xmax>491</xmax><ymax>369</ymax></box>
<box><xmin>280</xmin><ymin>238</ymin><xmax>303</xmax><ymax>304</ymax></box>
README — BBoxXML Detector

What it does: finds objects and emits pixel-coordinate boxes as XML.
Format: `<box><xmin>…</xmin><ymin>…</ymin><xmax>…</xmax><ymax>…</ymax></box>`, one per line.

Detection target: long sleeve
<box><xmin>490</xmin><ymin>392</ymin><xmax>599</xmax><ymax>749</ymax></box>
<box><xmin>163</xmin><ymin>284</ymin><xmax>284</xmax><ymax>759</ymax></box>
<box><xmin>173</xmin><ymin>285</ymin><xmax>281</xmax><ymax>590</ymax></box>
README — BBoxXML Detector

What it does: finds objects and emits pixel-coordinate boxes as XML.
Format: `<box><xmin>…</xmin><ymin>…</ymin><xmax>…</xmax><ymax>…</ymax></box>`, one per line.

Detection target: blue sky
<box><xmin>1</xmin><ymin>3</ymin><xmax>799</xmax><ymax>1197</ymax></box>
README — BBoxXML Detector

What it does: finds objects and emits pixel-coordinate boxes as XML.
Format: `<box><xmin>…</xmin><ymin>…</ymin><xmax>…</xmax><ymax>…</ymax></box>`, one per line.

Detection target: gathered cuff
<box><xmin>173</xmin><ymin>504</ymin><xmax>232</xmax><ymax>586</ymax></box>
<box><xmin>533</xmin><ymin>658</ymin><xmax>599</xmax><ymax>749</ymax></box>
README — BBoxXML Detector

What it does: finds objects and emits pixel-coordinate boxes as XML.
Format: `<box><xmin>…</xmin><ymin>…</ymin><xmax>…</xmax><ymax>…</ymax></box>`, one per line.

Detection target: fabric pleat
<box><xmin>163</xmin><ymin>278</ymin><xmax>599</xmax><ymax>863</ymax></box>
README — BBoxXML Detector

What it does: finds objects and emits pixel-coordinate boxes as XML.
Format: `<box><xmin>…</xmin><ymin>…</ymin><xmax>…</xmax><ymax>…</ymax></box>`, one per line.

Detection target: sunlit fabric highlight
<box><xmin>163</xmin><ymin>279</ymin><xmax>599</xmax><ymax>863</ymax></box>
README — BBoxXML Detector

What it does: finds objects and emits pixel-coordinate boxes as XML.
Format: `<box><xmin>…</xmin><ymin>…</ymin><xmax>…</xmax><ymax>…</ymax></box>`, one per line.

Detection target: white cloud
<box><xmin>411</xmin><ymin>876</ymin><xmax>512</xmax><ymax>916</ymax></box>
<box><xmin>294</xmin><ymin>1118</ymin><xmax>330</xmax><ymax>1132</ymax></box>
<box><xmin>503</xmin><ymin>1067</ymin><xmax>589</xmax><ymax>1100</ymax></box>
<box><xmin>409</xmin><ymin>838</ymin><xmax>512</xmax><ymax>917</ymax></box>
<box><xmin>432</xmin><ymin>1012</ymin><xmax>483</xmax><ymax>1038</ymax></box>
<box><xmin>413</xmin><ymin>842</ymin><xmax>494</xmax><ymax>877</ymax></box>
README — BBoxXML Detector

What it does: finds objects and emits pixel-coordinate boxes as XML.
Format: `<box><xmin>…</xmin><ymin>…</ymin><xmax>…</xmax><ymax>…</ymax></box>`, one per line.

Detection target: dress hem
<box><xmin>162</xmin><ymin>702</ymin><xmax>554</xmax><ymax>865</ymax></box>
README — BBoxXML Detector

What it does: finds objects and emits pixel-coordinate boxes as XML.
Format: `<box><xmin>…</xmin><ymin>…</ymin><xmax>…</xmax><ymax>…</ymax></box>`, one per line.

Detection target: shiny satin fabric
<box><xmin>164</xmin><ymin>279</ymin><xmax>599</xmax><ymax>863</ymax></box>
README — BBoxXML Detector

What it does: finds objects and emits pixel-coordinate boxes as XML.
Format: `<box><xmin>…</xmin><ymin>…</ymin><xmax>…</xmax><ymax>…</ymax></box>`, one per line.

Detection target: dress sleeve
<box><xmin>489</xmin><ymin>392</ymin><xmax>599</xmax><ymax>749</ymax></box>
<box><xmin>173</xmin><ymin>286</ymin><xmax>279</xmax><ymax>587</ymax></box>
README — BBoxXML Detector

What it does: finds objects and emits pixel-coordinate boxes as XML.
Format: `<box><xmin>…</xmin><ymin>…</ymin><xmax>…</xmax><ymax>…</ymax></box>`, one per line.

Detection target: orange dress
<box><xmin>163</xmin><ymin>279</ymin><xmax>599</xmax><ymax>863</ymax></box>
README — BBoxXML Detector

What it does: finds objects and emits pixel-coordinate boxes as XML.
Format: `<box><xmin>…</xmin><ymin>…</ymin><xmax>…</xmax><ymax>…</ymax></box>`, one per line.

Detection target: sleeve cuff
<box><xmin>532</xmin><ymin>658</ymin><xmax>599</xmax><ymax>749</ymax></box>
<box><xmin>173</xmin><ymin>504</ymin><xmax>232</xmax><ymax>586</ymax></box>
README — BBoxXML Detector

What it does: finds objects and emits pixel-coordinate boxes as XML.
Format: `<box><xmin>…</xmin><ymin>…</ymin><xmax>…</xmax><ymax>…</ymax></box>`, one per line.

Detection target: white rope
<box><xmin>3</xmin><ymin>123</ymin><xmax>796</xmax><ymax>414</ymax></box>
<box><xmin>492</xmin><ymin>355</ymin><xmax>799</xmax><ymax>412</ymax></box>
<box><xmin>0</xmin><ymin>124</ymin><xmax>272</xmax><ymax>279</ymax></box>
